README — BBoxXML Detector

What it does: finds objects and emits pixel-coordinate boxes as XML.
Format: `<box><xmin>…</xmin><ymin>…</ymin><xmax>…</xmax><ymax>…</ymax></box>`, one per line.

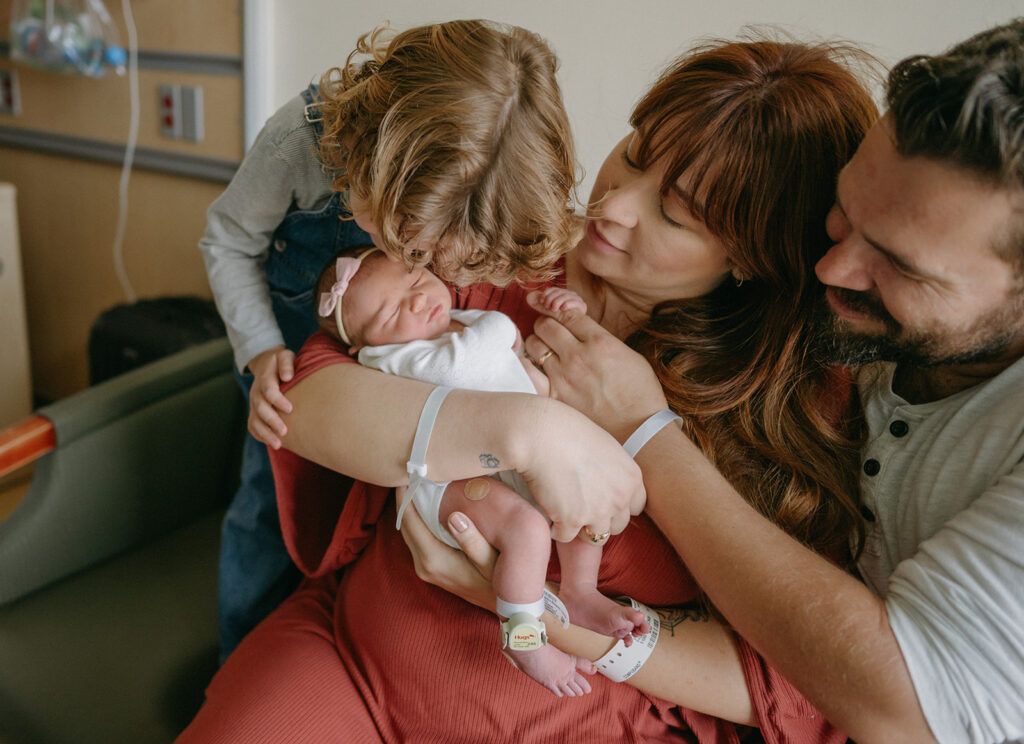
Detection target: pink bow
<box><xmin>318</xmin><ymin>256</ymin><xmax>364</xmax><ymax>318</ymax></box>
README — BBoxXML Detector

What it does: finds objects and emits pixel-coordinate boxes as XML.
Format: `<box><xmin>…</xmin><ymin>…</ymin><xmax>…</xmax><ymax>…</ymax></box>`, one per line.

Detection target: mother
<box><xmin>180</xmin><ymin>36</ymin><xmax>876</xmax><ymax>742</ymax></box>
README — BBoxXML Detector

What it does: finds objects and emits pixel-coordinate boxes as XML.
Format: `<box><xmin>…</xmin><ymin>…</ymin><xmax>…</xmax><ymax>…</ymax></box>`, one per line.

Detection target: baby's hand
<box><xmin>537</xmin><ymin>287</ymin><xmax>587</xmax><ymax>314</ymax></box>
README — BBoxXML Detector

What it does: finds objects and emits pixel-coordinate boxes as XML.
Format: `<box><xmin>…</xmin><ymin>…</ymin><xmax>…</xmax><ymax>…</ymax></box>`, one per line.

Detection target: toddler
<box><xmin>199</xmin><ymin>19</ymin><xmax>580</xmax><ymax>658</ymax></box>
<box><xmin>315</xmin><ymin>247</ymin><xmax>649</xmax><ymax>696</ymax></box>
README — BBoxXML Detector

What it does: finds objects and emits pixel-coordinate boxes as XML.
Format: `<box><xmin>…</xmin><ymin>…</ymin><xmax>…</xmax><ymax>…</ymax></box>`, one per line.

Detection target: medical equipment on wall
<box><xmin>9</xmin><ymin>0</ymin><xmax>127</xmax><ymax>76</ymax></box>
<box><xmin>8</xmin><ymin>0</ymin><xmax>141</xmax><ymax>300</ymax></box>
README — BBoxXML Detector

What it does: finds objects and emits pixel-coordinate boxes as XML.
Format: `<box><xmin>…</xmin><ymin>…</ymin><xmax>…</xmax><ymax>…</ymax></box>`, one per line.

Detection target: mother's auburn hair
<box><xmin>628</xmin><ymin>35</ymin><xmax>880</xmax><ymax>562</ymax></box>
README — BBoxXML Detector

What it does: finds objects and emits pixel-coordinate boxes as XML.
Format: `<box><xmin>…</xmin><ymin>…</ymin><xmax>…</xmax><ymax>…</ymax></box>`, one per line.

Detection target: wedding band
<box><xmin>535</xmin><ymin>349</ymin><xmax>554</xmax><ymax>366</ymax></box>
<box><xmin>584</xmin><ymin>527</ymin><xmax>610</xmax><ymax>545</ymax></box>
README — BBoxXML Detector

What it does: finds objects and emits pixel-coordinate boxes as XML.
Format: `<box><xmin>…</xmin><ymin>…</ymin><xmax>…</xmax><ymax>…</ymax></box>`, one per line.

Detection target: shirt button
<box><xmin>863</xmin><ymin>459</ymin><xmax>881</xmax><ymax>476</ymax></box>
<box><xmin>889</xmin><ymin>420</ymin><xmax>909</xmax><ymax>437</ymax></box>
<box><xmin>860</xmin><ymin>505</ymin><xmax>877</xmax><ymax>522</ymax></box>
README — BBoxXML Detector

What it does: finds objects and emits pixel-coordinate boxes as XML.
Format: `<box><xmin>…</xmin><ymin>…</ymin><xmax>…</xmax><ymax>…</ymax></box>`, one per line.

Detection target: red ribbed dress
<box><xmin>179</xmin><ymin>279</ymin><xmax>846</xmax><ymax>743</ymax></box>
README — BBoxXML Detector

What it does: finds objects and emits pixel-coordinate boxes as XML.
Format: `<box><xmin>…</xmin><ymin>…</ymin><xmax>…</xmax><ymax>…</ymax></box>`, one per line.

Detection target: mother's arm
<box><xmin>399</xmin><ymin>504</ymin><xmax>756</xmax><ymax>725</ymax></box>
<box><xmin>279</xmin><ymin>361</ymin><xmax>645</xmax><ymax>540</ymax></box>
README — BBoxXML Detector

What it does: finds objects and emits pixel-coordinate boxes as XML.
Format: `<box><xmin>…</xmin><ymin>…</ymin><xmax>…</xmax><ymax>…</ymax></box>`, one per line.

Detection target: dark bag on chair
<box><xmin>88</xmin><ymin>296</ymin><xmax>226</xmax><ymax>385</ymax></box>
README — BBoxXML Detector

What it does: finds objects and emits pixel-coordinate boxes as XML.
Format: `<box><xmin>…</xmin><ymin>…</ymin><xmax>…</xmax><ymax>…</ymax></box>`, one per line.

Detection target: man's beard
<box><xmin>814</xmin><ymin>287</ymin><xmax>1022</xmax><ymax>368</ymax></box>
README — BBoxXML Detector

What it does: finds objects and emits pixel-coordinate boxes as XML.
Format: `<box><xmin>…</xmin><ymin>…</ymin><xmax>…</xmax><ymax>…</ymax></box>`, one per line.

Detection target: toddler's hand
<box><xmin>247</xmin><ymin>345</ymin><xmax>295</xmax><ymax>449</ymax></box>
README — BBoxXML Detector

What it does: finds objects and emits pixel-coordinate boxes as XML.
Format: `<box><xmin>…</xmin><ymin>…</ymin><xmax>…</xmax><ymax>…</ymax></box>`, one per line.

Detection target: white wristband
<box><xmin>396</xmin><ymin>386</ymin><xmax>453</xmax><ymax>531</ymax></box>
<box><xmin>495</xmin><ymin>596</ymin><xmax>546</xmax><ymax>619</ymax></box>
<box><xmin>622</xmin><ymin>409</ymin><xmax>682</xmax><ymax>458</ymax></box>
<box><xmin>594</xmin><ymin>598</ymin><xmax>660</xmax><ymax>682</ymax></box>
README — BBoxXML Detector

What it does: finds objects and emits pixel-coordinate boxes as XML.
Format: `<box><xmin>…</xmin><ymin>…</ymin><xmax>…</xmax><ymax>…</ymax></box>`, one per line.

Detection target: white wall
<box><xmin>254</xmin><ymin>0</ymin><xmax>1022</xmax><ymax>202</ymax></box>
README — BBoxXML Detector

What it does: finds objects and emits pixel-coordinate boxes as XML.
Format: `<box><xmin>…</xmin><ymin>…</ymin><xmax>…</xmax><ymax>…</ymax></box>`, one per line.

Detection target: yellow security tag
<box><xmin>501</xmin><ymin>612</ymin><xmax>547</xmax><ymax>651</ymax></box>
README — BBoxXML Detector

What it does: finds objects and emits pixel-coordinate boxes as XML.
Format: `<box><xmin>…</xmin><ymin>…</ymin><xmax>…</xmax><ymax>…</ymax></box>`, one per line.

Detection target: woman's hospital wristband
<box><xmin>397</xmin><ymin>386</ymin><xmax>454</xmax><ymax>530</ymax></box>
<box><xmin>622</xmin><ymin>409</ymin><xmax>682</xmax><ymax>458</ymax></box>
<box><xmin>593</xmin><ymin>598</ymin><xmax>660</xmax><ymax>682</ymax></box>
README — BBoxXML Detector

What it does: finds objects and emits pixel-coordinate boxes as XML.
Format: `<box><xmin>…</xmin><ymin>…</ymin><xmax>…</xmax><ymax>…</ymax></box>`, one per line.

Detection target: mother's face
<box><xmin>577</xmin><ymin>132</ymin><xmax>732</xmax><ymax>306</ymax></box>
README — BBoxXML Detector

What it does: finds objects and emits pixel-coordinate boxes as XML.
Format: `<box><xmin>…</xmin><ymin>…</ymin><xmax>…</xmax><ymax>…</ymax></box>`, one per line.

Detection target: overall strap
<box><xmin>301</xmin><ymin>84</ymin><xmax>324</xmax><ymax>137</ymax></box>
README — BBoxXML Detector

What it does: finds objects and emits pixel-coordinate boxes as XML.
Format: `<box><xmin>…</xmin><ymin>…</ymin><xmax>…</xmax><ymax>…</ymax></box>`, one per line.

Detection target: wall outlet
<box><xmin>159</xmin><ymin>83</ymin><xmax>182</xmax><ymax>138</ymax></box>
<box><xmin>180</xmin><ymin>85</ymin><xmax>204</xmax><ymax>142</ymax></box>
<box><xmin>0</xmin><ymin>69</ymin><xmax>21</xmax><ymax>116</ymax></box>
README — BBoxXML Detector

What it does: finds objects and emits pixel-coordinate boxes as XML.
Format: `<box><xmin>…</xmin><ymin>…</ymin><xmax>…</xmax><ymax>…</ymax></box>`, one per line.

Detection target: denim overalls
<box><xmin>219</xmin><ymin>86</ymin><xmax>372</xmax><ymax>661</ymax></box>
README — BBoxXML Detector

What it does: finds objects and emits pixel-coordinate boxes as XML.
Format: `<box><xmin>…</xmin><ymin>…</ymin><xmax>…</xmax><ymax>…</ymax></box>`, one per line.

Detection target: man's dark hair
<box><xmin>887</xmin><ymin>19</ymin><xmax>1024</xmax><ymax>268</ymax></box>
<box><xmin>887</xmin><ymin>18</ymin><xmax>1024</xmax><ymax>189</ymax></box>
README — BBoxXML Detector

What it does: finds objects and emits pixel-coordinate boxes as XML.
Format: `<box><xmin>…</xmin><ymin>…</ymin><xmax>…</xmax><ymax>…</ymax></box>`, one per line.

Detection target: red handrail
<box><xmin>0</xmin><ymin>415</ymin><xmax>56</xmax><ymax>479</ymax></box>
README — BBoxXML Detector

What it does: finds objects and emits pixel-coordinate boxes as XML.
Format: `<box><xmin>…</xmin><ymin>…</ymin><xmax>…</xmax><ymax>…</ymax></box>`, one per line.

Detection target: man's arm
<box><xmin>638</xmin><ymin>425</ymin><xmax>936</xmax><ymax>743</ymax></box>
<box><xmin>544</xmin><ymin>602</ymin><xmax>756</xmax><ymax>725</ymax></box>
<box><xmin>398</xmin><ymin>504</ymin><xmax>755</xmax><ymax>723</ymax></box>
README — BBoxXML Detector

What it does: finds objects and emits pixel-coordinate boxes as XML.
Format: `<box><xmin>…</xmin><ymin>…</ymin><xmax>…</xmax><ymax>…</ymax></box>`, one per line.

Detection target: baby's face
<box><xmin>344</xmin><ymin>254</ymin><xmax>452</xmax><ymax>348</ymax></box>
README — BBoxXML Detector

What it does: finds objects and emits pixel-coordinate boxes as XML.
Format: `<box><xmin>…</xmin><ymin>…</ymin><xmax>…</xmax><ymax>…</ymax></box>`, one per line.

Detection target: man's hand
<box><xmin>246</xmin><ymin>345</ymin><xmax>295</xmax><ymax>449</ymax></box>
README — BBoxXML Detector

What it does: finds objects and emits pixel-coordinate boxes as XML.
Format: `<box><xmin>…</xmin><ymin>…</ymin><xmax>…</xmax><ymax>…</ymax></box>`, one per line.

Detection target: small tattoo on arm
<box><xmin>657</xmin><ymin>602</ymin><xmax>711</xmax><ymax>637</ymax></box>
<box><xmin>479</xmin><ymin>453</ymin><xmax>500</xmax><ymax>469</ymax></box>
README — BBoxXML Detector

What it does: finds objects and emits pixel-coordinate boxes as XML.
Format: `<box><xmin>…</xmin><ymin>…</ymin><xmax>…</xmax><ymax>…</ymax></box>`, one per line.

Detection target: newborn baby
<box><xmin>315</xmin><ymin>247</ymin><xmax>649</xmax><ymax>696</ymax></box>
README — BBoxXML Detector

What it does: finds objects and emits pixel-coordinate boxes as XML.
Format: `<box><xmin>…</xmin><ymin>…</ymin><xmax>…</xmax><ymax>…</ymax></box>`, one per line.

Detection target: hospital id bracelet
<box><xmin>594</xmin><ymin>598</ymin><xmax>660</xmax><ymax>682</ymax></box>
<box><xmin>498</xmin><ymin>597</ymin><xmax>548</xmax><ymax>651</ymax></box>
<box><xmin>622</xmin><ymin>409</ymin><xmax>682</xmax><ymax>458</ymax></box>
<box><xmin>397</xmin><ymin>385</ymin><xmax>454</xmax><ymax>530</ymax></box>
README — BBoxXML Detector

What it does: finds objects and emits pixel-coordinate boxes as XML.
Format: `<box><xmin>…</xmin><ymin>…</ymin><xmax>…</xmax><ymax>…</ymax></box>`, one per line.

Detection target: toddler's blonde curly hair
<box><xmin>315</xmin><ymin>20</ymin><xmax>582</xmax><ymax>287</ymax></box>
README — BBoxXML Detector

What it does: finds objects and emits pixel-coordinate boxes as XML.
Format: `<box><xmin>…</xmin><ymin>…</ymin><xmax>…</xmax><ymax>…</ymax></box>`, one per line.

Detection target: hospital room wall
<box><xmin>262</xmin><ymin>0</ymin><xmax>1024</xmax><ymax>205</ymax></box>
<box><xmin>2</xmin><ymin>0</ymin><xmax>1022</xmax><ymax>404</ymax></box>
<box><xmin>0</xmin><ymin>0</ymin><xmax>243</xmax><ymax>401</ymax></box>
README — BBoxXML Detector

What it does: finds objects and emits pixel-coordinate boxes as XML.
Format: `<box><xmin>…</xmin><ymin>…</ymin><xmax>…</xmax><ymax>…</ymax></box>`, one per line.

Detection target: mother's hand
<box><xmin>524</xmin><ymin>291</ymin><xmax>668</xmax><ymax>442</ymax></box>
<box><xmin>399</xmin><ymin>495</ymin><xmax>497</xmax><ymax>610</ymax></box>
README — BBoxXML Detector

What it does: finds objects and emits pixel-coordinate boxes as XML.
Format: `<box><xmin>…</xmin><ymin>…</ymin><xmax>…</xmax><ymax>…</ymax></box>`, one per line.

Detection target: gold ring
<box><xmin>535</xmin><ymin>349</ymin><xmax>554</xmax><ymax>366</ymax></box>
<box><xmin>584</xmin><ymin>527</ymin><xmax>610</xmax><ymax>545</ymax></box>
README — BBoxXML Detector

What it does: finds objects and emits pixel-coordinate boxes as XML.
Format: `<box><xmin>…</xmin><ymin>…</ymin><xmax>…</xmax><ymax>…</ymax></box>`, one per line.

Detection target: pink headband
<box><xmin>318</xmin><ymin>247</ymin><xmax>380</xmax><ymax>345</ymax></box>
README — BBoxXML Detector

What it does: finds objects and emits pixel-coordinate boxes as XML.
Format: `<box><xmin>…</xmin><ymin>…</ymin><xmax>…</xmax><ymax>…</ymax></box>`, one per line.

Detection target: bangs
<box><xmin>631</xmin><ymin>89</ymin><xmax>762</xmax><ymax>246</ymax></box>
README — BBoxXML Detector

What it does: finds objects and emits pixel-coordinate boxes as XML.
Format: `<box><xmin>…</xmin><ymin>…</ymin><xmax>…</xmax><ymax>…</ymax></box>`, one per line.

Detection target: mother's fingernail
<box><xmin>449</xmin><ymin>512</ymin><xmax>470</xmax><ymax>533</ymax></box>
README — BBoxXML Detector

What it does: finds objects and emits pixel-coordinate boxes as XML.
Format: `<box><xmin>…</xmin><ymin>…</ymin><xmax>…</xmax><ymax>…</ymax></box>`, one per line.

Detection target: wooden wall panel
<box><xmin>0</xmin><ymin>65</ymin><xmax>243</xmax><ymax>160</ymax></box>
<box><xmin>0</xmin><ymin>148</ymin><xmax>225</xmax><ymax>400</ymax></box>
<box><xmin>0</xmin><ymin>0</ymin><xmax>241</xmax><ymax>57</ymax></box>
<box><xmin>0</xmin><ymin>0</ymin><xmax>242</xmax><ymax>402</ymax></box>
<box><xmin>114</xmin><ymin>0</ymin><xmax>242</xmax><ymax>56</ymax></box>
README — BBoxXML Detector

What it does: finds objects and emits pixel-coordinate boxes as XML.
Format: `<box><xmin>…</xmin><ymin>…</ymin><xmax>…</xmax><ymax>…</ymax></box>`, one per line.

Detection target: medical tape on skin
<box><xmin>397</xmin><ymin>386</ymin><xmax>454</xmax><ymax>531</ymax></box>
<box><xmin>622</xmin><ymin>409</ymin><xmax>682</xmax><ymax>458</ymax></box>
<box><xmin>594</xmin><ymin>598</ymin><xmax>661</xmax><ymax>683</ymax></box>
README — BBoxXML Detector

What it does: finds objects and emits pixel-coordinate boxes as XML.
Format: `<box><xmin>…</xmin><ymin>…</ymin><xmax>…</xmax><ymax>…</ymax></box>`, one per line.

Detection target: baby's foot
<box><xmin>505</xmin><ymin>645</ymin><xmax>595</xmax><ymax>697</ymax></box>
<box><xmin>560</xmin><ymin>588</ymin><xmax>650</xmax><ymax>646</ymax></box>
<box><xmin>537</xmin><ymin>286</ymin><xmax>587</xmax><ymax>314</ymax></box>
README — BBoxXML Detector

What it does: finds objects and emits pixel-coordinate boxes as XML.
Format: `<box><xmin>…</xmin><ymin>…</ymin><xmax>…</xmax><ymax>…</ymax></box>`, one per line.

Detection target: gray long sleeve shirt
<box><xmin>199</xmin><ymin>93</ymin><xmax>336</xmax><ymax>372</ymax></box>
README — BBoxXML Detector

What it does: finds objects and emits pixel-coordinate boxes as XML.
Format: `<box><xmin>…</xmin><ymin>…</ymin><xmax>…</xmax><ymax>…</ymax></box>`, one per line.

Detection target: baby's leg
<box><xmin>555</xmin><ymin>537</ymin><xmax>649</xmax><ymax>645</ymax></box>
<box><xmin>440</xmin><ymin>478</ymin><xmax>594</xmax><ymax>696</ymax></box>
